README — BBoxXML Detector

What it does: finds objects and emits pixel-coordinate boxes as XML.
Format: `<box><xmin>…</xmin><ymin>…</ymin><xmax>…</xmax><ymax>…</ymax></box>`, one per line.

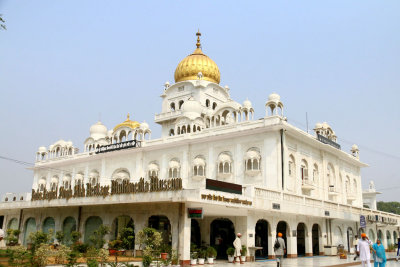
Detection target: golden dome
<box><xmin>113</xmin><ymin>113</ymin><xmax>140</xmax><ymax>132</ymax></box>
<box><xmin>174</xmin><ymin>31</ymin><xmax>220</xmax><ymax>84</ymax></box>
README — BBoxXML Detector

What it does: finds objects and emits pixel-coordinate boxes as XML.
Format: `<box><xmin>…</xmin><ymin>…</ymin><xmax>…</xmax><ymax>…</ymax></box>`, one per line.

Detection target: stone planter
<box><xmin>190</xmin><ymin>258</ymin><xmax>197</xmax><ymax>265</ymax></box>
<box><xmin>241</xmin><ymin>256</ymin><xmax>246</xmax><ymax>262</ymax></box>
<box><xmin>207</xmin><ymin>257</ymin><xmax>214</xmax><ymax>264</ymax></box>
<box><xmin>198</xmin><ymin>258</ymin><xmax>205</xmax><ymax>265</ymax></box>
<box><xmin>135</xmin><ymin>249</ymin><xmax>143</xmax><ymax>257</ymax></box>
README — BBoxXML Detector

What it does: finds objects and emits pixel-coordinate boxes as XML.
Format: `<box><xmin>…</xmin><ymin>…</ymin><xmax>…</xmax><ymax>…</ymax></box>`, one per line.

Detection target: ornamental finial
<box><xmin>196</xmin><ymin>30</ymin><xmax>201</xmax><ymax>49</ymax></box>
<box><xmin>127</xmin><ymin>113</ymin><xmax>130</xmax><ymax>120</ymax></box>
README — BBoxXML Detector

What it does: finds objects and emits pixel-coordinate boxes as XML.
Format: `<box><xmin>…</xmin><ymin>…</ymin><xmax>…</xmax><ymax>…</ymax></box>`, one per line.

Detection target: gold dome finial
<box><xmin>127</xmin><ymin>113</ymin><xmax>130</xmax><ymax>120</ymax></box>
<box><xmin>196</xmin><ymin>30</ymin><xmax>201</xmax><ymax>48</ymax></box>
<box><xmin>174</xmin><ymin>31</ymin><xmax>221</xmax><ymax>84</ymax></box>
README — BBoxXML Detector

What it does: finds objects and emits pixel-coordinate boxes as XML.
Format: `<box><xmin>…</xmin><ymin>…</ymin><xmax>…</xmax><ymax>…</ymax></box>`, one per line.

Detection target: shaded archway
<box><xmin>148</xmin><ymin>215</ymin><xmax>171</xmax><ymax>245</ymax></box>
<box><xmin>84</xmin><ymin>216</ymin><xmax>103</xmax><ymax>244</ymax></box>
<box><xmin>111</xmin><ymin>215</ymin><xmax>134</xmax><ymax>240</ymax></box>
<box><xmin>191</xmin><ymin>219</ymin><xmax>201</xmax><ymax>248</ymax></box>
<box><xmin>255</xmin><ymin>219</ymin><xmax>269</xmax><ymax>258</ymax></box>
<box><xmin>23</xmin><ymin>218</ymin><xmax>36</xmax><ymax>245</ymax></box>
<box><xmin>377</xmin><ymin>229</ymin><xmax>383</xmax><ymax>240</ymax></box>
<box><xmin>297</xmin><ymin>223</ymin><xmax>306</xmax><ymax>256</ymax></box>
<box><xmin>63</xmin><ymin>217</ymin><xmax>77</xmax><ymax>245</ymax></box>
<box><xmin>312</xmin><ymin>224</ymin><xmax>320</xmax><ymax>255</ymax></box>
<box><xmin>210</xmin><ymin>218</ymin><xmax>235</xmax><ymax>259</ymax></box>
<box><xmin>334</xmin><ymin>226</ymin><xmax>344</xmax><ymax>246</ymax></box>
<box><xmin>7</xmin><ymin>218</ymin><xmax>18</xmax><ymax>230</ymax></box>
<box><xmin>276</xmin><ymin>221</ymin><xmax>289</xmax><ymax>256</ymax></box>
<box><xmin>368</xmin><ymin>229</ymin><xmax>376</xmax><ymax>242</ymax></box>
<box><xmin>42</xmin><ymin>217</ymin><xmax>55</xmax><ymax>241</ymax></box>
<box><xmin>386</xmin><ymin>231</ymin><xmax>392</xmax><ymax>246</ymax></box>
<box><xmin>393</xmin><ymin>231</ymin><xmax>398</xmax><ymax>245</ymax></box>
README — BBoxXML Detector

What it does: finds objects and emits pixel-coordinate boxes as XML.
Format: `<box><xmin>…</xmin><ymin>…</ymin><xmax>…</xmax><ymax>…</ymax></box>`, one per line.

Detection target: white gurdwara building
<box><xmin>1</xmin><ymin>31</ymin><xmax>399</xmax><ymax>264</ymax></box>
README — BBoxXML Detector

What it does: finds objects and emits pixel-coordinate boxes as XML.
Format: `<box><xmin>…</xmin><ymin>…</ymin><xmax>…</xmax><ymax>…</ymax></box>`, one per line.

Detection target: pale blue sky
<box><xmin>0</xmin><ymin>1</ymin><xmax>399</xmax><ymax>201</ymax></box>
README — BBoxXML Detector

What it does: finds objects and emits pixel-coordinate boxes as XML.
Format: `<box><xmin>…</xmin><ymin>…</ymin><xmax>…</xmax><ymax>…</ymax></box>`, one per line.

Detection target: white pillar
<box><xmin>178</xmin><ymin>204</ymin><xmax>191</xmax><ymax>265</ymax></box>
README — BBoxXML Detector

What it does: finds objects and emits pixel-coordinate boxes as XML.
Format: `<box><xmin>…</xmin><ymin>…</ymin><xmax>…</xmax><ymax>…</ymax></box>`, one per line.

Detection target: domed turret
<box><xmin>90</xmin><ymin>121</ymin><xmax>107</xmax><ymax>140</ymax></box>
<box><xmin>174</xmin><ymin>31</ymin><xmax>220</xmax><ymax>84</ymax></box>
<box><xmin>243</xmin><ymin>99</ymin><xmax>252</xmax><ymax>109</ymax></box>
<box><xmin>182</xmin><ymin>97</ymin><xmax>203</xmax><ymax>120</ymax></box>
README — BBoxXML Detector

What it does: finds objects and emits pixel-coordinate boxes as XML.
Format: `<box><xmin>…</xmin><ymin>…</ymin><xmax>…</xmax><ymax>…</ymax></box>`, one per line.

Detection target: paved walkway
<box><xmin>212</xmin><ymin>253</ymin><xmax>398</xmax><ymax>267</ymax></box>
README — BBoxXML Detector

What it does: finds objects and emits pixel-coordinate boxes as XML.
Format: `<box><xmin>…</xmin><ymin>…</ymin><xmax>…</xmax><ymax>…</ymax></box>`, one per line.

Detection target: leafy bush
<box><xmin>32</xmin><ymin>243</ymin><xmax>52</xmax><ymax>267</ymax></box>
<box><xmin>7</xmin><ymin>246</ymin><xmax>31</xmax><ymax>266</ymax></box>
<box><xmin>73</xmin><ymin>241</ymin><xmax>89</xmax><ymax>253</ymax></box>
<box><xmin>135</xmin><ymin>227</ymin><xmax>162</xmax><ymax>251</ymax></box>
<box><xmin>87</xmin><ymin>258</ymin><xmax>99</xmax><ymax>267</ymax></box>
<box><xmin>198</xmin><ymin>248</ymin><xmax>206</xmax><ymax>258</ymax></box>
<box><xmin>206</xmin><ymin>246</ymin><xmax>217</xmax><ymax>258</ymax></box>
<box><xmin>28</xmin><ymin>230</ymin><xmax>52</xmax><ymax>254</ymax></box>
<box><xmin>226</xmin><ymin>247</ymin><xmax>235</xmax><ymax>256</ymax></box>
<box><xmin>108</xmin><ymin>239</ymin><xmax>123</xmax><ymax>250</ymax></box>
<box><xmin>142</xmin><ymin>254</ymin><xmax>152</xmax><ymax>267</ymax></box>
<box><xmin>54</xmin><ymin>244</ymin><xmax>71</xmax><ymax>264</ymax></box>
<box><xmin>89</xmin><ymin>225</ymin><xmax>110</xmax><ymax>249</ymax></box>
<box><xmin>5</xmin><ymin>229</ymin><xmax>20</xmax><ymax>246</ymax></box>
<box><xmin>241</xmin><ymin>245</ymin><xmax>247</xmax><ymax>256</ymax></box>
<box><xmin>56</xmin><ymin>230</ymin><xmax>65</xmax><ymax>245</ymax></box>
<box><xmin>119</xmin><ymin>227</ymin><xmax>135</xmax><ymax>250</ymax></box>
<box><xmin>71</xmin><ymin>231</ymin><xmax>82</xmax><ymax>243</ymax></box>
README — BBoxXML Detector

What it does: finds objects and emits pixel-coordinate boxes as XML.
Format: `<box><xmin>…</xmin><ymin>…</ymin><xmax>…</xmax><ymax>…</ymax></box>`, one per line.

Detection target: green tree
<box><xmin>377</xmin><ymin>201</ymin><xmax>400</xmax><ymax>215</ymax></box>
<box><xmin>0</xmin><ymin>14</ymin><xmax>6</xmax><ymax>30</ymax></box>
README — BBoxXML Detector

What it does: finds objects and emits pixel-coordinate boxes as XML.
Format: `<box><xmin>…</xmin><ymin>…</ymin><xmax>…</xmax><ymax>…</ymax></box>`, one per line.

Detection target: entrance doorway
<box><xmin>255</xmin><ymin>219</ymin><xmax>269</xmax><ymax>258</ymax></box>
<box><xmin>296</xmin><ymin>223</ymin><xmax>306</xmax><ymax>256</ymax></box>
<box><xmin>312</xmin><ymin>224</ymin><xmax>320</xmax><ymax>255</ymax></box>
<box><xmin>347</xmin><ymin>228</ymin><xmax>354</xmax><ymax>253</ymax></box>
<box><xmin>191</xmin><ymin>219</ymin><xmax>201</xmax><ymax>247</ymax></box>
<box><xmin>210</xmin><ymin>218</ymin><xmax>235</xmax><ymax>259</ymax></box>
<box><xmin>276</xmin><ymin>221</ymin><xmax>288</xmax><ymax>256</ymax></box>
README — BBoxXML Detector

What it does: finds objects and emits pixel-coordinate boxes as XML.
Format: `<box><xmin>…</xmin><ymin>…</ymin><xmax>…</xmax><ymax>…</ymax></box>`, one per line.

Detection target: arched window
<box><xmin>168</xmin><ymin>159</ymin><xmax>180</xmax><ymax>178</ymax></box>
<box><xmin>170</xmin><ymin>102</ymin><xmax>175</xmax><ymax>111</ymax></box>
<box><xmin>84</xmin><ymin>216</ymin><xmax>103</xmax><ymax>244</ymax></box>
<box><xmin>300</xmin><ymin>160</ymin><xmax>308</xmax><ymax>181</ymax></box>
<box><xmin>169</xmin><ymin>129</ymin><xmax>175</xmax><ymax>136</ymax></box>
<box><xmin>50</xmin><ymin>176</ymin><xmax>59</xmax><ymax>191</ymax></box>
<box><xmin>206</xmin><ymin>99</ymin><xmax>210</xmax><ymax>107</ymax></box>
<box><xmin>112</xmin><ymin>169</ymin><xmax>130</xmax><ymax>183</ymax></box>
<box><xmin>89</xmin><ymin>170</ymin><xmax>99</xmax><ymax>186</ymax></box>
<box><xmin>288</xmin><ymin>155</ymin><xmax>295</xmax><ymax>177</ymax></box>
<box><xmin>244</xmin><ymin>149</ymin><xmax>261</xmax><ymax>176</ymax></box>
<box><xmin>179</xmin><ymin>100</ymin><xmax>184</xmax><ymax>109</ymax></box>
<box><xmin>212</xmin><ymin>102</ymin><xmax>217</xmax><ymax>110</ymax></box>
<box><xmin>62</xmin><ymin>217</ymin><xmax>77</xmax><ymax>245</ymax></box>
<box><xmin>313</xmin><ymin>164</ymin><xmax>319</xmax><ymax>183</ymax></box>
<box><xmin>75</xmin><ymin>173</ymin><xmax>84</xmax><ymax>187</ymax></box>
<box><xmin>38</xmin><ymin>178</ymin><xmax>46</xmax><ymax>192</ymax></box>
<box><xmin>353</xmin><ymin>179</ymin><xmax>357</xmax><ymax>194</ymax></box>
<box><xmin>217</xmin><ymin>152</ymin><xmax>232</xmax><ymax>178</ymax></box>
<box><xmin>148</xmin><ymin>162</ymin><xmax>159</xmax><ymax>178</ymax></box>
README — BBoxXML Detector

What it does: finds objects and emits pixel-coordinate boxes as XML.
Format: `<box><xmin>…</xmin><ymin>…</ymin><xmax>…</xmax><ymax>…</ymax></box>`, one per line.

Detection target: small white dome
<box><xmin>51</xmin><ymin>177</ymin><xmax>59</xmax><ymax>183</ymax></box>
<box><xmin>351</xmin><ymin>144</ymin><xmax>359</xmax><ymax>151</ymax></box>
<box><xmin>148</xmin><ymin>163</ymin><xmax>159</xmax><ymax>171</ymax></box>
<box><xmin>38</xmin><ymin>146</ymin><xmax>47</xmax><ymax>153</ymax></box>
<box><xmin>322</xmin><ymin>122</ymin><xmax>330</xmax><ymax>129</ymax></box>
<box><xmin>243</xmin><ymin>99</ymin><xmax>252</xmax><ymax>109</ymax></box>
<box><xmin>182</xmin><ymin>97</ymin><xmax>203</xmax><ymax>119</ymax></box>
<box><xmin>66</xmin><ymin>141</ymin><xmax>73</xmax><ymax>146</ymax></box>
<box><xmin>315</xmin><ymin>123</ymin><xmax>323</xmax><ymax>129</ymax></box>
<box><xmin>38</xmin><ymin>178</ymin><xmax>46</xmax><ymax>185</ymax></box>
<box><xmin>90</xmin><ymin>121</ymin><xmax>108</xmax><ymax>140</ymax></box>
<box><xmin>140</xmin><ymin>121</ymin><xmax>149</xmax><ymax>131</ymax></box>
<box><xmin>268</xmin><ymin>93</ymin><xmax>281</xmax><ymax>101</ymax></box>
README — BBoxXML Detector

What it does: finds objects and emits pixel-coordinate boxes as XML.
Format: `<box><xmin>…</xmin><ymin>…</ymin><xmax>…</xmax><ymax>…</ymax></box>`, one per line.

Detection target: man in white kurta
<box><xmin>357</xmin><ymin>233</ymin><xmax>372</xmax><ymax>267</ymax></box>
<box><xmin>233</xmin><ymin>233</ymin><xmax>242</xmax><ymax>264</ymax></box>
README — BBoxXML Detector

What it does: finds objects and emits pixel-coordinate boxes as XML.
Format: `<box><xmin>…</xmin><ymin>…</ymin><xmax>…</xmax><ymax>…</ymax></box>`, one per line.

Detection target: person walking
<box><xmin>396</xmin><ymin>237</ymin><xmax>400</xmax><ymax>261</ymax></box>
<box><xmin>357</xmin><ymin>233</ymin><xmax>372</xmax><ymax>267</ymax></box>
<box><xmin>233</xmin><ymin>233</ymin><xmax>243</xmax><ymax>264</ymax></box>
<box><xmin>372</xmin><ymin>239</ymin><xmax>386</xmax><ymax>267</ymax></box>
<box><xmin>354</xmin><ymin>235</ymin><xmax>359</xmax><ymax>260</ymax></box>
<box><xmin>274</xmin><ymin>232</ymin><xmax>286</xmax><ymax>267</ymax></box>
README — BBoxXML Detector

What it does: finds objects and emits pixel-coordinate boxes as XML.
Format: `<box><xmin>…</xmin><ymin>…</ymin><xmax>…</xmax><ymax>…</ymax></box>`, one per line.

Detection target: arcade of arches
<box><xmin>4</xmin><ymin>205</ymin><xmax>399</xmax><ymax>262</ymax></box>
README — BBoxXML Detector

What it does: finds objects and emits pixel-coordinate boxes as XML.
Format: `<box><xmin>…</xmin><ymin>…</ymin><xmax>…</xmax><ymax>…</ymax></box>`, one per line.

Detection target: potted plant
<box><xmin>206</xmin><ymin>246</ymin><xmax>217</xmax><ymax>264</ymax></box>
<box><xmin>226</xmin><ymin>247</ymin><xmax>235</xmax><ymax>263</ymax></box>
<box><xmin>135</xmin><ymin>227</ymin><xmax>162</xmax><ymax>258</ymax></box>
<box><xmin>241</xmin><ymin>245</ymin><xmax>247</xmax><ymax>262</ymax></box>
<box><xmin>190</xmin><ymin>251</ymin><xmax>198</xmax><ymax>265</ymax></box>
<box><xmin>120</xmin><ymin>227</ymin><xmax>135</xmax><ymax>256</ymax></box>
<box><xmin>160</xmin><ymin>243</ymin><xmax>171</xmax><ymax>260</ymax></box>
<box><xmin>197</xmin><ymin>249</ymin><xmax>206</xmax><ymax>265</ymax></box>
<box><xmin>108</xmin><ymin>239</ymin><xmax>123</xmax><ymax>256</ymax></box>
<box><xmin>170</xmin><ymin>249</ymin><xmax>179</xmax><ymax>266</ymax></box>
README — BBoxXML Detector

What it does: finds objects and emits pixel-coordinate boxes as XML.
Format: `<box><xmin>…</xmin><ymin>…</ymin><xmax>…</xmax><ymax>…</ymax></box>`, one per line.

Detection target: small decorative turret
<box><xmin>351</xmin><ymin>144</ymin><xmax>359</xmax><ymax>159</ymax></box>
<box><xmin>265</xmin><ymin>93</ymin><xmax>284</xmax><ymax>117</ymax></box>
